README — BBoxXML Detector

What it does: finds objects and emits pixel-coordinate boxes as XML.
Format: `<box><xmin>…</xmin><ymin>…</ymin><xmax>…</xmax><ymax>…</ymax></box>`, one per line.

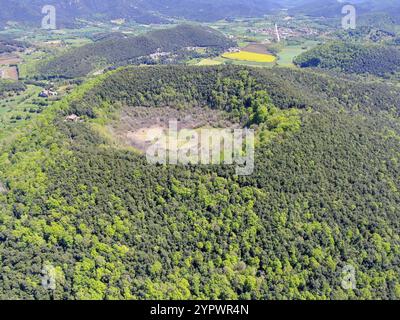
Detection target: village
<box><xmin>247</xmin><ymin>24</ymin><xmax>320</xmax><ymax>41</ymax></box>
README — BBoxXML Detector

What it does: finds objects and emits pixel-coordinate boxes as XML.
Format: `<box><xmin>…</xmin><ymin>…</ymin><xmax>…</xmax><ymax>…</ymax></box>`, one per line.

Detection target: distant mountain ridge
<box><xmin>0</xmin><ymin>0</ymin><xmax>283</xmax><ymax>27</ymax></box>
<box><xmin>288</xmin><ymin>0</ymin><xmax>400</xmax><ymax>20</ymax></box>
<box><xmin>2</xmin><ymin>0</ymin><xmax>400</xmax><ymax>27</ymax></box>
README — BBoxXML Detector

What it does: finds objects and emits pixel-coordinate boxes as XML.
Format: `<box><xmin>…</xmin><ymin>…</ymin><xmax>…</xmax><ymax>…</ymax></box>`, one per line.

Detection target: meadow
<box><xmin>195</xmin><ymin>58</ymin><xmax>223</xmax><ymax>66</ymax></box>
<box><xmin>277</xmin><ymin>41</ymin><xmax>320</xmax><ymax>67</ymax></box>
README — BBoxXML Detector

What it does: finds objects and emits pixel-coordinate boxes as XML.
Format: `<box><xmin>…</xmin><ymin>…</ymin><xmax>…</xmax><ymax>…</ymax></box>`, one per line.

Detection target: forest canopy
<box><xmin>0</xmin><ymin>65</ymin><xmax>399</xmax><ymax>300</ymax></box>
<box><xmin>294</xmin><ymin>42</ymin><xmax>400</xmax><ymax>77</ymax></box>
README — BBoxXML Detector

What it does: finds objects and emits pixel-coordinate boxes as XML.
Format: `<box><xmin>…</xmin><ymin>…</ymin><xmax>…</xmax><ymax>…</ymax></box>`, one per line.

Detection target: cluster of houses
<box><xmin>38</xmin><ymin>89</ymin><xmax>58</xmax><ymax>98</ymax></box>
<box><xmin>248</xmin><ymin>25</ymin><xmax>319</xmax><ymax>42</ymax></box>
<box><xmin>149</xmin><ymin>50</ymin><xmax>171</xmax><ymax>60</ymax></box>
<box><xmin>226</xmin><ymin>47</ymin><xmax>240</xmax><ymax>53</ymax></box>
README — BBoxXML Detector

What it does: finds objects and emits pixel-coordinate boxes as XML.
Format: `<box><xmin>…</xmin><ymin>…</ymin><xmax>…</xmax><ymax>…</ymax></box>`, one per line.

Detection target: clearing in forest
<box><xmin>110</xmin><ymin>106</ymin><xmax>239</xmax><ymax>152</ymax></box>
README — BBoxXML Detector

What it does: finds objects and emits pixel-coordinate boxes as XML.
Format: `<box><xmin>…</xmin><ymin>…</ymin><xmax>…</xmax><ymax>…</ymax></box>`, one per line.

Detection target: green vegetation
<box><xmin>276</xmin><ymin>41</ymin><xmax>319</xmax><ymax>67</ymax></box>
<box><xmin>1</xmin><ymin>0</ymin><xmax>400</xmax><ymax>302</ymax></box>
<box><xmin>0</xmin><ymin>65</ymin><xmax>399</xmax><ymax>300</ymax></box>
<box><xmin>38</xmin><ymin>25</ymin><xmax>234</xmax><ymax>79</ymax></box>
<box><xmin>0</xmin><ymin>37</ymin><xmax>28</xmax><ymax>54</ymax></box>
<box><xmin>0</xmin><ymin>80</ymin><xmax>26</xmax><ymax>97</ymax></box>
<box><xmin>0</xmin><ymin>0</ymin><xmax>282</xmax><ymax>27</ymax></box>
<box><xmin>195</xmin><ymin>59</ymin><xmax>223</xmax><ymax>66</ymax></box>
<box><xmin>294</xmin><ymin>42</ymin><xmax>400</xmax><ymax>77</ymax></box>
<box><xmin>0</xmin><ymin>83</ymin><xmax>48</xmax><ymax>143</ymax></box>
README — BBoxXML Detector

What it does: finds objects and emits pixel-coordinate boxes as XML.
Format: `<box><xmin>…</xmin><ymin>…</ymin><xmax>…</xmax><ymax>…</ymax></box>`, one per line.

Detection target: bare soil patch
<box><xmin>0</xmin><ymin>66</ymin><xmax>18</xmax><ymax>80</ymax></box>
<box><xmin>242</xmin><ymin>43</ymin><xmax>271</xmax><ymax>55</ymax></box>
<box><xmin>110</xmin><ymin>106</ymin><xmax>240</xmax><ymax>152</ymax></box>
<box><xmin>0</xmin><ymin>54</ymin><xmax>21</xmax><ymax>65</ymax></box>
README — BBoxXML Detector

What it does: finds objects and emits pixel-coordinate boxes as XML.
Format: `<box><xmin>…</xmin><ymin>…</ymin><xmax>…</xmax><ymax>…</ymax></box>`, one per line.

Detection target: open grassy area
<box><xmin>277</xmin><ymin>46</ymin><xmax>305</xmax><ymax>67</ymax></box>
<box><xmin>196</xmin><ymin>58</ymin><xmax>223</xmax><ymax>66</ymax></box>
<box><xmin>18</xmin><ymin>50</ymin><xmax>50</xmax><ymax>79</ymax></box>
<box><xmin>277</xmin><ymin>41</ymin><xmax>320</xmax><ymax>67</ymax></box>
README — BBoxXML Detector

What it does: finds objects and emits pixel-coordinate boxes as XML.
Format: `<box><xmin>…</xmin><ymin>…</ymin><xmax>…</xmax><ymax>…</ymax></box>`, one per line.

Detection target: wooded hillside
<box><xmin>294</xmin><ymin>42</ymin><xmax>400</xmax><ymax>77</ymax></box>
<box><xmin>38</xmin><ymin>25</ymin><xmax>234</xmax><ymax>79</ymax></box>
<box><xmin>0</xmin><ymin>66</ymin><xmax>399</xmax><ymax>300</ymax></box>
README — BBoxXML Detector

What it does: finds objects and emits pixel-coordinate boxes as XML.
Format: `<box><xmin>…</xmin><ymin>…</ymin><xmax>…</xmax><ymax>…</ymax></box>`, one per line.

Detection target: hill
<box><xmin>143</xmin><ymin>0</ymin><xmax>281</xmax><ymax>22</ymax></box>
<box><xmin>2</xmin><ymin>0</ymin><xmax>400</xmax><ymax>28</ymax></box>
<box><xmin>294</xmin><ymin>42</ymin><xmax>400</xmax><ymax>77</ymax></box>
<box><xmin>0</xmin><ymin>0</ymin><xmax>168</xmax><ymax>27</ymax></box>
<box><xmin>289</xmin><ymin>0</ymin><xmax>400</xmax><ymax>19</ymax></box>
<box><xmin>0</xmin><ymin>65</ymin><xmax>399</xmax><ymax>299</ymax></box>
<box><xmin>38</xmin><ymin>24</ymin><xmax>235</xmax><ymax>79</ymax></box>
<box><xmin>0</xmin><ymin>0</ymin><xmax>282</xmax><ymax>28</ymax></box>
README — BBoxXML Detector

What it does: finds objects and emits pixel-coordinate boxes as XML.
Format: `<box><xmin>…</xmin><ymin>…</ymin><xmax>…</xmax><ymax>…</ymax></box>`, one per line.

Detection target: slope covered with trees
<box><xmin>0</xmin><ymin>80</ymin><xmax>26</xmax><ymax>97</ymax></box>
<box><xmin>289</xmin><ymin>0</ymin><xmax>400</xmax><ymax>20</ymax></box>
<box><xmin>0</xmin><ymin>66</ymin><xmax>399</xmax><ymax>300</ymax></box>
<box><xmin>0</xmin><ymin>0</ymin><xmax>282</xmax><ymax>27</ymax></box>
<box><xmin>294</xmin><ymin>42</ymin><xmax>400</xmax><ymax>77</ymax></box>
<box><xmin>38</xmin><ymin>25</ymin><xmax>234</xmax><ymax>79</ymax></box>
<box><xmin>0</xmin><ymin>37</ymin><xmax>28</xmax><ymax>54</ymax></box>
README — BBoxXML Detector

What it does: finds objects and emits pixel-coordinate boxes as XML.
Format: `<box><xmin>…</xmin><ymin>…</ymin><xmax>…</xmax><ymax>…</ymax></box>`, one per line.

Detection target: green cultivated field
<box><xmin>277</xmin><ymin>41</ymin><xmax>320</xmax><ymax>67</ymax></box>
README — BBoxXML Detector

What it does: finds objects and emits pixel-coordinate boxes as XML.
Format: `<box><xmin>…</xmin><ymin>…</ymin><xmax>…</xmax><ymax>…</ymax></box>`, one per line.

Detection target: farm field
<box><xmin>277</xmin><ymin>41</ymin><xmax>320</xmax><ymax>67</ymax></box>
<box><xmin>0</xmin><ymin>54</ymin><xmax>22</xmax><ymax>65</ymax></box>
<box><xmin>222</xmin><ymin>51</ymin><xmax>276</xmax><ymax>63</ymax></box>
<box><xmin>210</xmin><ymin>56</ymin><xmax>275</xmax><ymax>67</ymax></box>
<box><xmin>0</xmin><ymin>66</ymin><xmax>19</xmax><ymax>80</ymax></box>
<box><xmin>196</xmin><ymin>58</ymin><xmax>223</xmax><ymax>66</ymax></box>
<box><xmin>241</xmin><ymin>43</ymin><xmax>271</xmax><ymax>54</ymax></box>
<box><xmin>277</xmin><ymin>46</ymin><xmax>305</xmax><ymax>67</ymax></box>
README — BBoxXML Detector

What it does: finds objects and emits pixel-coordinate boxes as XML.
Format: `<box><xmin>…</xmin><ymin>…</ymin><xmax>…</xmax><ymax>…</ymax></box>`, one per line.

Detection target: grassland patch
<box><xmin>196</xmin><ymin>59</ymin><xmax>223</xmax><ymax>66</ymax></box>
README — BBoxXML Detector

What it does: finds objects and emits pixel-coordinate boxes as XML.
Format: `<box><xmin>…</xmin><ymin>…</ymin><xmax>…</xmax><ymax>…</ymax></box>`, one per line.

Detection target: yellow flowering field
<box><xmin>222</xmin><ymin>51</ymin><xmax>276</xmax><ymax>63</ymax></box>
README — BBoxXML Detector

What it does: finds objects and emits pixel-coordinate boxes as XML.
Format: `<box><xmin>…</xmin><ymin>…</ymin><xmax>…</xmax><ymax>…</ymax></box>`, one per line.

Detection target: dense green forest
<box><xmin>0</xmin><ymin>38</ymin><xmax>28</xmax><ymax>54</ymax></box>
<box><xmin>38</xmin><ymin>25</ymin><xmax>234</xmax><ymax>79</ymax></box>
<box><xmin>334</xmin><ymin>26</ymin><xmax>397</xmax><ymax>43</ymax></box>
<box><xmin>72</xmin><ymin>66</ymin><xmax>400</xmax><ymax>118</ymax></box>
<box><xmin>294</xmin><ymin>42</ymin><xmax>400</xmax><ymax>77</ymax></box>
<box><xmin>0</xmin><ymin>66</ymin><xmax>399</xmax><ymax>300</ymax></box>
